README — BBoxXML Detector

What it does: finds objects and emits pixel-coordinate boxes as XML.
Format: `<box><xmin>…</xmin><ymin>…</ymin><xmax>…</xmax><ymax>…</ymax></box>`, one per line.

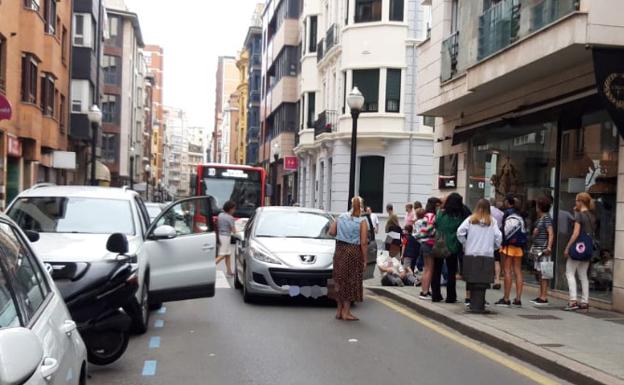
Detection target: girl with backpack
<box><xmin>415</xmin><ymin>197</ymin><xmax>441</xmax><ymax>300</ymax></box>
<box><xmin>563</xmin><ymin>192</ymin><xmax>596</xmax><ymax>311</ymax></box>
<box><xmin>495</xmin><ymin>195</ymin><xmax>528</xmax><ymax>307</ymax></box>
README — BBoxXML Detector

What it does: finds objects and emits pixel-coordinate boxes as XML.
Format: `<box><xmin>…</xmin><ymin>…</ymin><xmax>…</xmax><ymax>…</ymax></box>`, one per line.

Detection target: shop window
<box><xmin>389</xmin><ymin>0</ymin><xmax>404</xmax><ymax>21</ymax></box>
<box><xmin>355</xmin><ymin>0</ymin><xmax>382</xmax><ymax>23</ymax></box>
<box><xmin>359</xmin><ymin>156</ymin><xmax>384</xmax><ymax>213</ymax></box>
<box><xmin>21</xmin><ymin>54</ymin><xmax>39</xmax><ymax>104</ymax></box>
<box><xmin>386</xmin><ymin>69</ymin><xmax>401</xmax><ymax>113</ymax></box>
<box><xmin>352</xmin><ymin>69</ymin><xmax>379</xmax><ymax>112</ymax></box>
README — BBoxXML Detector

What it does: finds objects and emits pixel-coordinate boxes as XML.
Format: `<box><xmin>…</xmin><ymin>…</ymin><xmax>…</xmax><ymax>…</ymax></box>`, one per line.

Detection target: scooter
<box><xmin>48</xmin><ymin>233</ymin><xmax>138</xmax><ymax>365</ymax></box>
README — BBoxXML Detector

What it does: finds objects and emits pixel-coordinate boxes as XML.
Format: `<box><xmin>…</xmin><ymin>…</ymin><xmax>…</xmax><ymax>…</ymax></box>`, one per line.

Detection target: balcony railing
<box><xmin>530</xmin><ymin>0</ymin><xmax>579</xmax><ymax>32</ymax></box>
<box><xmin>478</xmin><ymin>0</ymin><xmax>521</xmax><ymax>60</ymax></box>
<box><xmin>317</xmin><ymin>38</ymin><xmax>324</xmax><ymax>62</ymax></box>
<box><xmin>325</xmin><ymin>24</ymin><xmax>338</xmax><ymax>53</ymax></box>
<box><xmin>314</xmin><ymin>110</ymin><xmax>338</xmax><ymax>138</ymax></box>
<box><xmin>440</xmin><ymin>32</ymin><xmax>459</xmax><ymax>82</ymax></box>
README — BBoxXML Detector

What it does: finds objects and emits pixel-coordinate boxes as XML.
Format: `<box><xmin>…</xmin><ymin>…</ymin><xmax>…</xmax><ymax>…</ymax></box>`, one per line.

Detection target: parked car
<box><xmin>233</xmin><ymin>207</ymin><xmax>377</xmax><ymax>302</ymax></box>
<box><xmin>0</xmin><ymin>213</ymin><xmax>87</xmax><ymax>385</ymax></box>
<box><xmin>145</xmin><ymin>202</ymin><xmax>166</xmax><ymax>222</ymax></box>
<box><xmin>6</xmin><ymin>185</ymin><xmax>218</xmax><ymax>334</ymax></box>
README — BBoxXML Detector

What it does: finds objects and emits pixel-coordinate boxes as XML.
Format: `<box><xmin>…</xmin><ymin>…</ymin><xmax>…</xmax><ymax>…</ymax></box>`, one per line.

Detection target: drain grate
<box><xmin>517</xmin><ymin>314</ymin><xmax>562</xmax><ymax>320</ymax></box>
<box><xmin>538</xmin><ymin>343</ymin><xmax>565</xmax><ymax>348</ymax></box>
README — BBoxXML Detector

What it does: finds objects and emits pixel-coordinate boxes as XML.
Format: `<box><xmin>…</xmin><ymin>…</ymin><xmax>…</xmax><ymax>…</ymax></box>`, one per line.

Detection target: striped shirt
<box><xmin>532</xmin><ymin>214</ymin><xmax>553</xmax><ymax>249</ymax></box>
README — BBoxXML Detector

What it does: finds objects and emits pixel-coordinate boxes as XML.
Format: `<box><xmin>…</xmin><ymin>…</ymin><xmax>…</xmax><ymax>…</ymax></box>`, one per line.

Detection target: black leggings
<box><xmin>431</xmin><ymin>254</ymin><xmax>458</xmax><ymax>302</ymax></box>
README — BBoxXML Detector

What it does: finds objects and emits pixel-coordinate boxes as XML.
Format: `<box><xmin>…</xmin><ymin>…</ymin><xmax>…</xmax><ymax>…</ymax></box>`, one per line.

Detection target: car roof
<box><xmin>257</xmin><ymin>206</ymin><xmax>329</xmax><ymax>215</ymax></box>
<box><xmin>14</xmin><ymin>185</ymin><xmax>138</xmax><ymax>200</ymax></box>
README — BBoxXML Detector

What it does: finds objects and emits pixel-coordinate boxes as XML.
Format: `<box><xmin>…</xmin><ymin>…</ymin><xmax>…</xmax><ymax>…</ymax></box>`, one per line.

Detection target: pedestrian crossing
<box><xmin>215</xmin><ymin>270</ymin><xmax>232</xmax><ymax>289</ymax></box>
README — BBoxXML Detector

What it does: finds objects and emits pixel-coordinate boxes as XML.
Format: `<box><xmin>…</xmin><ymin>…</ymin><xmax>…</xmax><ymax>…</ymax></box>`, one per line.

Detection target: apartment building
<box><xmin>144</xmin><ymin>45</ymin><xmax>165</xmax><ymax>190</ymax></box>
<box><xmin>294</xmin><ymin>0</ymin><xmax>434</xmax><ymax>214</ymax></box>
<box><xmin>69</xmin><ymin>0</ymin><xmax>109</xmax><ymax>186</ymax></box>
<box><xmin>102</xmin><ymin>0</ymin><xmax>146</xmax><ymax>187</ymax></box>
<box><xmin>235</xmin><ymin>50</ymin><xmax>249</xmax><ymax>165</ymax></box>
<box><xmin>245</xmin><ymin>4</ymin><xmax>264</xmax><ymax>165</ymax></box>
<box><xmin>418</xmin><ymin>0</ymin><xmax>624</xmax><ymax>310</ymax></box>
<box><xmin>163</xmin><ymin>106</ymin><xmax>185</xmax><ymax>197</ymax></box>
<box><xmin>261</xmin><ymin>0</ymin><xmax>301</xmax><ymax>205</ymax></box>
<box><xmin>211</xmin><ymin>56</ymin><xmax>238</xmax><ymax>162</ymax></box>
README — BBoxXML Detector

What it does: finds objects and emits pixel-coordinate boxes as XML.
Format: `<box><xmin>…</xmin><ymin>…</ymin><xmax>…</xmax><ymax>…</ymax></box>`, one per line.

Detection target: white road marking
<box><xmin>215</xmin><ymin>271</ymin><xmax>232</xmax><ymax>289</ymax></box>
<box><xmin>348</xmin><ymin>339</ymin><xmax>358</xmax><ymax>343</ymax></box>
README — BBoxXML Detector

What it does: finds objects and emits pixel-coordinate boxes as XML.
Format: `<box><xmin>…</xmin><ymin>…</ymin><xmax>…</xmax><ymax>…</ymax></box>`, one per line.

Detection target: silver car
<box><xmin>233</xmin><ymin>207</ymin><xmax>377</xmax><ymax>302</ymax></box>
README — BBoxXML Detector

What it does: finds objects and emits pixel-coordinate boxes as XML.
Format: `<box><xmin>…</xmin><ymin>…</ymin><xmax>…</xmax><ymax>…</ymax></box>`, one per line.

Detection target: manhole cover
<box><xmin>517</xmin><ymin>314</ymin><xmax>561</xmax><ymax>320</ymax></box>
<box><xmin>538</xmin><ymin>343</ymin><xmax>565</xmax><ymax>348</ymax></box>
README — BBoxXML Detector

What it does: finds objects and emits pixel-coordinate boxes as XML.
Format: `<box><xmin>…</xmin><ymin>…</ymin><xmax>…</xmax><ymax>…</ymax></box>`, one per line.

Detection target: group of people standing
<box><xmin>376</xmin><ymin>192</ymin><xmax>598</xmax><ymax>313</ymax></box>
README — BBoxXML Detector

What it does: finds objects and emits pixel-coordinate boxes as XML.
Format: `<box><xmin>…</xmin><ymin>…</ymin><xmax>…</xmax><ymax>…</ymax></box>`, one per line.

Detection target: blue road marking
<box><xmin>142</xmin><ymin>360</ymin><xmax>157</xmax><ymax>376</ymax></box>
<box><xmin>154</xmin><ymin>319</ymin><xmax>164</xmax><ymax>328</ymax></box>
<box><xmin>149</xmin><ymin>336</ymin><xmax>161</xmax><ymax>348</ymax></box>
<box><xmin>158</xmin><ymin>306</ymin><xmax>167</xmax><ymax>314</ymax></box>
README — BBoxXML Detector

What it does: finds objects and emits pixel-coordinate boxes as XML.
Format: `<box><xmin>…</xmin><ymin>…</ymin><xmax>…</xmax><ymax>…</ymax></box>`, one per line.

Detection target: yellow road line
<box><xmin>369</xmin><ymin>295</ymin><xmax>560</xmax><ymax>385</ymax></box>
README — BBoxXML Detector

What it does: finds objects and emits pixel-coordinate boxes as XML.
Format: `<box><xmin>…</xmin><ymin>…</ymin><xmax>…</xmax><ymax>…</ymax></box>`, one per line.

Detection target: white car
<box><xmin>6</xmin><ymin>186</ymin><xmax>218</xmax><ymax>334</ymax></box>
<box><xmin>0</xmin><ymin>214</ymin><xmax>87</xmax><ymax>385</ymax></box>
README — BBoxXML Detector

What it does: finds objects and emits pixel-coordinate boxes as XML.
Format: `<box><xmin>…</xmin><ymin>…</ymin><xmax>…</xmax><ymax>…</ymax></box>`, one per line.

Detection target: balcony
<box><xmin>317</xmin><ymin>39</ymin><xmax>324</xmax><ymax>62</ymax></box>
<box><xmin>325</xmin><ymin>24</ymin><xmax>338</xmax><ymax>54</ymax></box>
<box><xmin>314</xmin><ymin>110</ymin><xmax>338</xmax><ymax>138</ymax></box>
<box><xmin>251</xmin><ymin>53</ymin><xmax>262</xmax><ymax>67</ymax></box>
<box><xmin>440</xmin><ymin>32</ymin><xmax>459</xmax><ymax>82</ymax></box>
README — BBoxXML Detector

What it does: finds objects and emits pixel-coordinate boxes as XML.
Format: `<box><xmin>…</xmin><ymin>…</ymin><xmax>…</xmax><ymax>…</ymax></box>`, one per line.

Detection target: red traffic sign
<box><xmin>284</xmin><ymin>156</ymin><xmax>298</xmax><ymax>171</ymax></box>
<box><xmin>0</xmin><ymin>94</ymin><xmax>12</xmax><ymax>121</ymax></box>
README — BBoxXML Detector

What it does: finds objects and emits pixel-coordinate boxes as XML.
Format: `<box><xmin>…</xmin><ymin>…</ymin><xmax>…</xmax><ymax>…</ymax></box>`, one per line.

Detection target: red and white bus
<box><xmin>191</xmin><ymin>163</ymin><xmax>268</xmax><ymax>218</ymax></box>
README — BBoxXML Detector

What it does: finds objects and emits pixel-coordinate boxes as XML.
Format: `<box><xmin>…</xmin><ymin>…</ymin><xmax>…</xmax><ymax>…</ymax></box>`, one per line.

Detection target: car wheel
<box><xmin>234</xmin><ymin>253</ymin><xmax>242</xmax><ymax>290</ymax></box>
<box><xmin>242</xmin><ymin>266</ymin><xmax>254</xmax><ymax>303</ymax></box>
<box><xmin>127</xmin><ymin>279</ymin><xmax>150</xmax><ymax>334</ymax></box>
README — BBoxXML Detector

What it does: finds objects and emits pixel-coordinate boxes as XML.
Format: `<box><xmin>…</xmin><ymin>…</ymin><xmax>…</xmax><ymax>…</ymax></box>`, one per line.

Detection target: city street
<box><xmin>88</xmin><ymin>271</ymin><xmax>567</xmax><ymax>385</ymax></box>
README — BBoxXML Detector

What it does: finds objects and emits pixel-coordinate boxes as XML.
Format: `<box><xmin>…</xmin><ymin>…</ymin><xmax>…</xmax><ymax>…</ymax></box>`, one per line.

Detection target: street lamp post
<box><xmin>272</xmin><ymin>142</ymin><xmax>279</xmax><ymax>206</ymax></box>
<box><xmin>129</xmin><ymin>146</ymin><xmax>135</xmax><ymax>189</ymax></box>
<box><xmin>145</xmin><ymin>164</ymin><xmax>151</xmax><ymax>201</ymax></box>
<box><xmin>347</xmin><ymin>87</ymin><xmax>365</xmax><ymax>210</ymax></box>
<box><xmin>87</xmin><ymin>105</ymin><xmax>102</xmax><ymax>186</ymax></box>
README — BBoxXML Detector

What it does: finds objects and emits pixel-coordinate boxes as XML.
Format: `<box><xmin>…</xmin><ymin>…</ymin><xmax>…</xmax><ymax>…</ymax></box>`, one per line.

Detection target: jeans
<box><xmin>381</xmin><ymin>273</ymin><xmax>418</xmax><ymax>287</ymax></box>
<box><xmin>432</xmin><ymin>254</ymin><xmax>458</xmax><ymax>302</ymax></box>
<box><xmin>566</xmin><ymin>258</ymin><xmax>590</xmax><ymax>304</ymax></box>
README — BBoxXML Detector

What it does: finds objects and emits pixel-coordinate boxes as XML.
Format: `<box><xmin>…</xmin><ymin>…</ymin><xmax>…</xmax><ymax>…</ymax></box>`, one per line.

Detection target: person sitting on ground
<box><xmin>377</xmin><ymin>239</ymin><xmax>418</xmax><ymax>286</ymax></box>
<box><xmin>402</xmin><ymin>224</ymin><xmax>420</xmax><ymax>274</ymax></box>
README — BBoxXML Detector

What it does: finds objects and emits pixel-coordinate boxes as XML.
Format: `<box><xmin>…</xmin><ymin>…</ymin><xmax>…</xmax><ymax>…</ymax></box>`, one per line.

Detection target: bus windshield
<box><xmin>202</xmin><ymin>178</ymin><xmax>262</xmax><ymax>218</ymax></box>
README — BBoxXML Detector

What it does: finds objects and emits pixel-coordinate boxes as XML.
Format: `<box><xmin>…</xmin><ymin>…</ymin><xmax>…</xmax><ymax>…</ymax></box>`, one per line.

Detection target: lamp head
<box><xmin>347</xmin><ymin>87</ymin><xmax>365</xmax><ymax>112</ymax></box>
<box><xmin>87</xmin><ymin>105</ymin><xmax>102</xmax><ymax>125</ymax></box>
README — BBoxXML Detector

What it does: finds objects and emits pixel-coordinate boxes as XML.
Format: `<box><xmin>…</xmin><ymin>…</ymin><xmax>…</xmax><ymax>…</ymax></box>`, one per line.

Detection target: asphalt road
<box><xmin>88</xmin><ymin>271</ymin><xmax>568</xmax><ymax>385</ymax></box>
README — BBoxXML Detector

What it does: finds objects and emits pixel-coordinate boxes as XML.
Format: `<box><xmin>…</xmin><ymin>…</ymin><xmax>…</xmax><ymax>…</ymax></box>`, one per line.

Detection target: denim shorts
<box><xmin>421</xmin><ymin>243</ymin><xmax>433</xmax><ymax>257</ymax></box>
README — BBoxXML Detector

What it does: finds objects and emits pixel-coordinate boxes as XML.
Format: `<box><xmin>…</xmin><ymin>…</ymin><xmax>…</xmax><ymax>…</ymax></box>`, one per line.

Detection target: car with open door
<box><xmin>0</xmin><ymin>214</ymin><xmax>88</xmax><ymax>385</ymax></box>
<box><xmin>234</xmin><ymin>207</ymin><xmax>377</xmax><ymax>303</ymax></box>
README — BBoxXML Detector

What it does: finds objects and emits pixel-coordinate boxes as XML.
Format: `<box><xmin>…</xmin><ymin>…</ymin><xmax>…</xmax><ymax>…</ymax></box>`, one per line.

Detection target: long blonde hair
<box><xmin>576</xmin><ymin>192</ymin><xmax>595</xmax><ymax>211</ymax></box>
<box><xmin>469</xmin><ymin>199</ymin><xmax>492</xmax><ymax>225</ymax></box>
<box><xmin>351</xmin><ymin>196</ymin><xmax>364</xmax><ymax>217</ymax></box>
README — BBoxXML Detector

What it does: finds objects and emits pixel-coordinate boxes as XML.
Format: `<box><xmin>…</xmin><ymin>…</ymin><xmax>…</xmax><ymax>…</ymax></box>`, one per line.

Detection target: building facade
<box><xmin>102</xmin><ymin>0</ymin><xmax>146</xmax><ymax>187</ymax></box>
<box><xmin>144</xmin><ymin>45</ymin><xmax>165</xmax><ymax>194</ymax></box>
<box><xmin>0</xmin><ymin>0</ymin><xmax>73</xmax><ymax>206</ymax></box>
<box><xmin>261</xmin><ymin>0</ymin><xmax>301</xmax><ymax>206</ymax></box>
<box><xmin>294</xmin><ymin>0</ymin><xmax>434</xmax><ymax>214</ymax></box>
<box><xmin>163</xmin><ymin>106</ymin><xmax>185</xmax><ymax>197</ymax></box>
<box><xmin>418</xmin><ymin>0</ymin><xmax>624</xmax><ymax>311</ymax></box>
<box><xmin>235</xmin><ymin>50</ymin><xmax>249</xmax><ymax>165</ymax></box>
<box><xmin>245</xmin><ymin>4</ymin><xmax>264</xmax><ymax>165</ymax></box>
<box><xmin>211</xmin><ymin>56</ymin><xmax>238</xmax><ymax>163</ymax></box>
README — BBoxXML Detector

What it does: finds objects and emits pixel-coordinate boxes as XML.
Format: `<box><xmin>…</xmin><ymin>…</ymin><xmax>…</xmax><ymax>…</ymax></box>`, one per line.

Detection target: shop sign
<box><xmin>7</xmin><ymin>136</ymin><xmax>21</xmax><ymax>157</ymax></box>
<box><xmin>0</xmin><ymin>94</ymin><xmax>11</xmax><ymax>121</ymax></box>
<box><xmin>594</xmin><ymin>48</ymin><xmax>624</xmax><ymax>138</ymax></box>
<box><xmin>52</xmin><ymin>151</ymin><xmax>76</xmax><ymax>170</ymax></box>
<box><xmin>284</xmin><ymin>156</ymin><xmax>298</xmax><ymax>171</ymax></box>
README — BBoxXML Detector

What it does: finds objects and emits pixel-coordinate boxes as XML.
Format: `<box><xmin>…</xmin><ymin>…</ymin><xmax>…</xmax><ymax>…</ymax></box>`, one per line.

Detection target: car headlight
<box><xmin>250</xmin><ymin>245</ymin><xmax>282</xmax><ymax>265</ymax></box>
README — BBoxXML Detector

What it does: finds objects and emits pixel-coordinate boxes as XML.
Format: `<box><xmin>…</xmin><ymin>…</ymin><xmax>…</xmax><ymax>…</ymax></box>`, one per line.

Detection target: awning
<box><xmin>87</xmin><ymin>161</ymin><xmax>111</xmax><ymax>182</ymax></box>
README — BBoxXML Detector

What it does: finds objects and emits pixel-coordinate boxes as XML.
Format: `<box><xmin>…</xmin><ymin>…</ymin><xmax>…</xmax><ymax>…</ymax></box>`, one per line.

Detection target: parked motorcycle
<box><xmin>47</xmin><ymin>233</ymin><xmax>138</xmax><ymax>365</ymax></box>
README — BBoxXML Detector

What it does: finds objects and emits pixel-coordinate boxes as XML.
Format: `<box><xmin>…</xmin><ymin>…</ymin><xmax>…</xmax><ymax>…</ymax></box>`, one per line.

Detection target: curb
<box><xmin>368</xmin><ymin>286</ymin><xmax>624</xmax><ymax>385</ymax></box>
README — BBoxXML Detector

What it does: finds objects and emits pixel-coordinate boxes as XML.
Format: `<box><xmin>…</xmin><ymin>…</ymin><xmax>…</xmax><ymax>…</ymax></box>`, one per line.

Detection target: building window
<box><xmin>359</xmin><ymin>156</ymin><xmax>385</xmax><ymax>212</ymax></box>
<box><xmin>102</xmin><ymin>133</ymin><xmax>117</xmax><ymax>163</ymax></box>
<box><xmin>21</xmin><ymin>54</ymin><xmax>39</xmax><ymax>104</ymax></box>
<box><xmin>44</xmin><ymin>0</ymin><xmax>57</xmax><ymax>34</ymax></box>
<box><xmin>40</xmin><ymin>73</ymin><xmax>56</xmax><ymax>116</ymax></box>
<box><xmin>309</xmin><ymin>16</ymin><xmax>318</xmax><ymax>53</ymax></box>
<box><xmin>0</xmin><ymin>35</ymin><xmax>6</xmax><ymax>93</ymax></box>
<box><xmin>102</xmin><ymin>55</ymin><xmax>120</xmax><ymax>84</ymax></box>
<box><xmin>61</xmin><ymin>26</ymin><xmax>68</xmax><ymax>64</ymax></box>
<box><xmin>307</xmin><ymin>92</ymin><xmax>316</xmax><ymax>128</ymax></box>
<box><xmin>352</xmin><ymin>69</ymin><xmax>379</xmax><ymax>112</ymax></box>
<box><xmin>73</xmin><ymin>13</ymin><xmax>93</xmax><ymax>48</ymax></box>
<box><xmin>59</xmin><ymin>94</ymin><xmax>66</xmax><ymax>131</ymax></box>
<box><xmin>386</xmin><ymin>69</ymin><xmax>401</xmax><ymax>113</ymax></box>
<box><xmin>70</xmin><ymin>79</ymin><xmax>92</xmax><ymax>113</ymax></box>
<box><xmin>355</xmin><ymin>0</ymin><xmax>382</xmax><ymax>23</ymax></box>
<box><xmin>451</xmin><ymin>0</ymin><xmax>459</xmax><ymax>33</ymax></box>
<box><xmin>423</xmin><ymin>115</ymin><xmax>435</xmax><ymax>128</ymax></box>
<box><xmin>102</xmin><ymin>94</ymin><xmax>119</xmax><ymax>123</ymax></box>
<box><xmin>24</xmin><ymin>0</ymin><xmax>40</xmax><ymax>12</ymax></box>
<box><xmin>108</xmin><ymin>16</ymin><xmax>120</xmax><ymax>40</ymax></box>
<box><xmin>389</xmin><ymin>0</ymin><xmax>404</xmax><ymax>21</ymax></box>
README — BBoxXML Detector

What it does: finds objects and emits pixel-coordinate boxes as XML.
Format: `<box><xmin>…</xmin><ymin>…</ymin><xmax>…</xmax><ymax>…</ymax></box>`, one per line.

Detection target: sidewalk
<box><xmin>365</xmin><ymin>275</ymin><xmax>624</xmax><ymax>385</ymax></box>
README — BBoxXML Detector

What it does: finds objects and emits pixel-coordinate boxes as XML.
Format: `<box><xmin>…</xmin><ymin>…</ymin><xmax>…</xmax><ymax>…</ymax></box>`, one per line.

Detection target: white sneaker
<box><xmin>419</xmin><ymin>292</ymin><xmax>431</xmax><ymax>300</ymax></box>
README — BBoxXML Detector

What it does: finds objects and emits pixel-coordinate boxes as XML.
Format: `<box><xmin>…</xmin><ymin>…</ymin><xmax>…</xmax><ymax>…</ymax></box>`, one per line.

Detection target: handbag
<box><xmin>569</xmin><ymin>232</ymin><xmax>594</xmax><ymax>261</ymax></box>
<box><xmin>539</xmin><ymin>261</ymin><xmax>554</xmax><ymax>280</ymax></box>
<box><xmin>432</xmin><ymin>232</ymin><xmax>451</xmax><ymax>259</ymax></box>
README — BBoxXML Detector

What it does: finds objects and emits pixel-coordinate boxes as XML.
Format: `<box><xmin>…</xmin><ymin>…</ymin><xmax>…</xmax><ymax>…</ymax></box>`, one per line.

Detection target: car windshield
<box><xmin>254</xmin><ymin>211</ymin><xmax>333</xmax><ymax>239</ymax></box>
<box><xmin>202</xmin><ymin>178</ymin><xmax>261</xmax><ymax>218</ymax></box>
<box><xmin>7</xmin><ymin>197</ymin><xmax>135</xmax><ymax>235</ymax></box>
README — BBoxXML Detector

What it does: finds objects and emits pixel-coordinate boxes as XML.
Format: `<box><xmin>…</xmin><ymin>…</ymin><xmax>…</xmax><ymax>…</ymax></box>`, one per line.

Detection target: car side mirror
<box><xmin>0</xmin><ymin>328</ymin><xmax>44</xmax><ymax>385</ymax></box>
<box><xmin>106</xmin><ymin>233</ymin><xmax>129</xmax><ymax>254</ymax></box>
<box><xmin>25</xmin><ymin>230</ymin><xmax>40</xmax><ymax>243</ymax></box>
<box><xmin>151</xmin><ymin>225</ymin><xmax>177</xmax><ymax>240</ymax></box>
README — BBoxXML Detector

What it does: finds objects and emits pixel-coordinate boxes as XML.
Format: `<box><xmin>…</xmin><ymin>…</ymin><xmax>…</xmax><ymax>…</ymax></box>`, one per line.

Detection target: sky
<box><xmin>125</xmin><ymin>0</ymin><xmax>261</xmax><ymax>130</ymax></box>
